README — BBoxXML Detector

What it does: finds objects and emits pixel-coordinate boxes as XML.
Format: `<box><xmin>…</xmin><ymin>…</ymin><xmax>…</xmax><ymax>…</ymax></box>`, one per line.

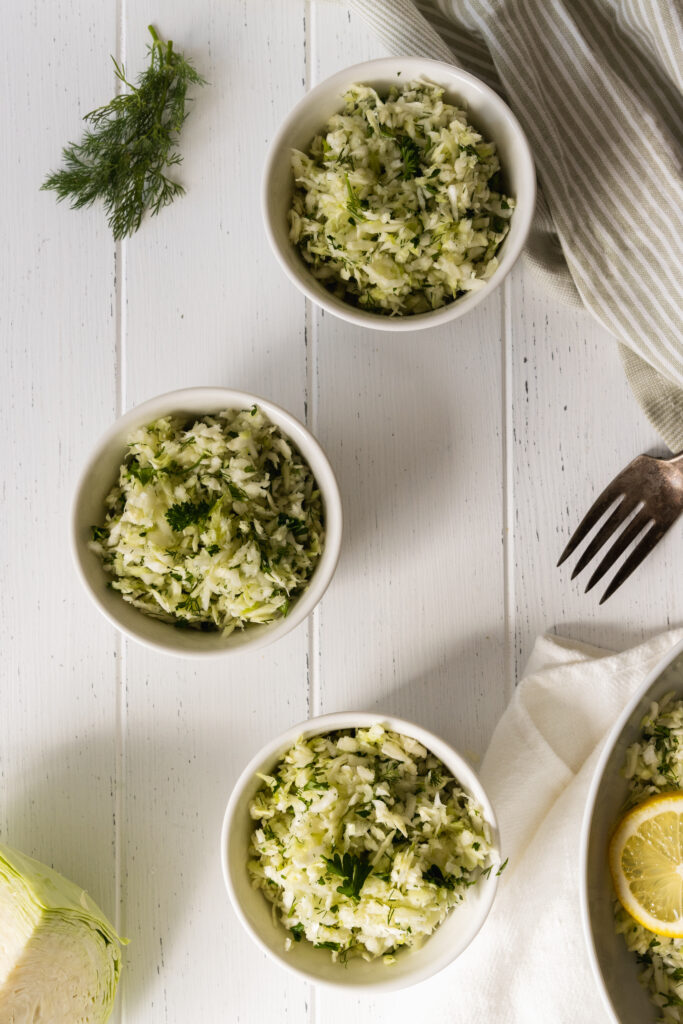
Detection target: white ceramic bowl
<box><xmin>263</xmin><ymin>56</ymin><xmax>535</xmax><ymax>332</ymax></box>
<box><xmin>581</xmin><ymin>638</ymin><xmax>683</xmax><ymax>1023</ymax></box>
<box><xmin>71</xmin><ymin>387</ymin><xmax>342</xmax><ymax>658</ymax></box>
<box><xmin>221</xmin><ymin>711</ymin><xmax>500</xmax><ymax>990</ymax></box>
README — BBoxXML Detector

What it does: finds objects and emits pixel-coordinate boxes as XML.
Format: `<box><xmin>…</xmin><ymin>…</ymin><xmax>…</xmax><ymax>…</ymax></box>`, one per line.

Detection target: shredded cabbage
<box><xmin>615</xmin><ymin>693</ymin><xmax>683</xmax><ymax>1022</ymax></box>
<box><xmin>90</xmin><ymin>406</ymin><xmax>324</xmax><ymax>635</ymax></box>
<box><xmin>248</xmin><ymin>725</ymin><xmax>495</xmax><ymax>962</ymax></box>
<box><xmin>289</xmin><ymin>80</ymin><xmax>514</xmax><ymax>316</ymax></box>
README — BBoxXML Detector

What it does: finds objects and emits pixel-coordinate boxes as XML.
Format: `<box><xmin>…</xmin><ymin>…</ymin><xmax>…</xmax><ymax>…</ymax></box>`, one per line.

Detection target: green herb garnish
<box><xmin>127</xmin><ymin>458</ymin><xmax>155</xmax><ymax>485</ymax></box>
<box><xmin>226</xmin><ymin>482</ymin><xmax>247</xmax><ymax>502</ymax></box>
<box><xmin>344</xmin><ymin>175</ymin><xmax>367</xmax><ymax>222</ymax></box>
<box><xmin>42</xmin><ymin>26</ymin><xmax>205</xmax><ymax>239</ymax></box>
<box><xmin>278</xmin><ymin>513</ymin><xmax>308</xmax><ymax>536</ymax></box>
<box><xmin>177</xmin><ymin>595</ymin><xmax>202</xmax><ymax>616</ymax></box>
<box><xmin>323</xmin><ymin>852</ymin><xmax>373</xmax><ymax>901</ymax></box>
<box><xmin>165</xmin><ymin>500</ymin><xmax>211</xmax><ymax>531</ymax></box>
<box><xmin>398</xmin><ymin>135</ymin><xmax>421</xmax><ymax>180</ymax></box>
<box><xmin>423</xmin><ymin>864</ymin><xmax>455</xmax><ymax>890</ymax></box>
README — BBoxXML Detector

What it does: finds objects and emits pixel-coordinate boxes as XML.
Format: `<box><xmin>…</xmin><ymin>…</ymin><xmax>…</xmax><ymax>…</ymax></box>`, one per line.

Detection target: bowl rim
<box><xmin>579</xmin><ymin>636</ymin><xmax>683</xmax><ymax>1022</ymax></box>
<box><xmin>220</xmin><ymin>710</ymin><xmax>500</xmax><ymax>991</ymax></box>
<box><xmin>70</xmin><ymin>386</ymin><xmax>343</xmax><ymax>659</ymax></box>
<box><xmin>262</xmin><ymin>55</ymin><xmax>536</xmax><ymax>332</ymax></box>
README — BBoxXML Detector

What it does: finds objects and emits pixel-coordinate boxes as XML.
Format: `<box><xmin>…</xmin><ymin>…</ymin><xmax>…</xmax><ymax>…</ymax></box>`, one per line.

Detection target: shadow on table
<box><xmin>548</xmin><ymin>619</ymin><xmax>683</xmax><ymax>658</ymax></box>
<box><xmin>222</xmin><ymin>317</ymin><xmax>497</xmax><ymax>568</ymax></box>
<box><xmin>3</xmin><ymin>721</ymin><xmax>238</xmax><ymax>1018</ymax></box>
<box><xmin>350</xmin><ymin>626</ymin><xmax>509</xmax><ymax>763</ymax></box>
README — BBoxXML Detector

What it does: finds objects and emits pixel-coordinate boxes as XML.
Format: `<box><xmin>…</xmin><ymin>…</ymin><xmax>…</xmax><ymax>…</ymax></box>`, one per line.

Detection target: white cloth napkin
<box><xmin>336</xmin><ymin>0</ymin><xmax>683</xmax><ymax>451</ymax></box>
<box><xmin>448</xmin><ymin>628</ymin><xmax>683</xmax><ymax>1022</ymax></box>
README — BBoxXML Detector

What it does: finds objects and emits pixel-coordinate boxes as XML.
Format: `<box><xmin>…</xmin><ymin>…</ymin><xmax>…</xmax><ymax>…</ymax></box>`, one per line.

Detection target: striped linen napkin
<box><xmin>334</xmin><ymin>0</ymin><xmax>683</xmax><ymax>452</ymax></box>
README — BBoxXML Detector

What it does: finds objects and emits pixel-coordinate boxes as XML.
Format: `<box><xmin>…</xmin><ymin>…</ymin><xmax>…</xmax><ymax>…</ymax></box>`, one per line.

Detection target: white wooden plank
<box><xmin>120</xmin><ymin>0</ymin><xmax>309</xmax><ymax>413</ymax></box>
<box><xmin>1</xmin><ymin>3</ymin><xmax>681</xmax><ymax>1024</ymax></box>
<box><xmin>310</xmin><ymin>311</ymin><xmax>509</xmax><ymax>757</ymax></box>
<box><xmin>310</xmin><ymin>0</ymin><xmax>509</xmax><ymax>751</ymax></box>
<box><xmin>507</xmin><ymin>264</ymin><xmax>683</xmax><ymax>675</ymax></box>
<box><xmin>0</xmin><ymin>0</ymin><xmax>120</xmax><ymax>981</ymax></box>
<box><xmin>118</xmin><ymin>2</ymin><xmax>311</xmax><ymax>1021</ymax></box>
<box><xmin>310</xmin><ymin>6</ymin><xmax>510</xmax><ymax>1023</ymax></box>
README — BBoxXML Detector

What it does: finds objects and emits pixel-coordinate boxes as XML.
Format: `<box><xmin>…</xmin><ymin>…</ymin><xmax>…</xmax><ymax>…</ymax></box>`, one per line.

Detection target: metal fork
<box><xmin>557</xmin><ymin>452</ymin><xmax>683</xmax><ymax>603</ymax></box>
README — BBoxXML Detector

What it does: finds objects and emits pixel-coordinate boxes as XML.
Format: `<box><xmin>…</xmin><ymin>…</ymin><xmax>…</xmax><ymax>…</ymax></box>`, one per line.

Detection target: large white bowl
<box><xmin>221</xmin><ymin>711</ymin><xmax>500</xmax><ymax>990</ymax></box>
<box><xmin>581</xmin><ymin>638</ymin><xmax>683</xmax><ymax>1023</ymax></box>
<box><xmin>263</xmin><ymin>56</ymin><xmax>536</xmax><ymax>332</ymax></box>
<box><xmin>71</xmin><ymin>387</ymin><xmax>342</xmax><ymax>658</ymax></box>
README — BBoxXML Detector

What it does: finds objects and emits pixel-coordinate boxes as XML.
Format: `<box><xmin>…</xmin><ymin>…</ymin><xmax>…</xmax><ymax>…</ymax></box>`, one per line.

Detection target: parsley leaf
<box><xmin>278</xmin><ymin>513</ymin><xmax>308</xmax><ymax>536</ymax></box>
<box><xmin>127</xmin><ymin>458</ymin><xmax>155</xmax><ymax>485</ymax></box>
<box><xmin>323</xmin><ymin>851</ymin><xmax>373</xmax><ymax>901</ymax></box>
<box><xmin>423</xmin><ymin>864</ymin><xmax>455</xmax><ymax>890</ymax></box>
<box><xmin>165</xmin><ymin>500</ymin><xmax>211</xmax><ymax>531</ymax></box>
<box><xmin>301</xmin><ymin>779</ymin><xmax>330</xmax><ymax>792</ymax></box>
<box><xmin>226</xmin><ymin>481</ymin><xmax>247</xmax><ymax>501</ymax></box>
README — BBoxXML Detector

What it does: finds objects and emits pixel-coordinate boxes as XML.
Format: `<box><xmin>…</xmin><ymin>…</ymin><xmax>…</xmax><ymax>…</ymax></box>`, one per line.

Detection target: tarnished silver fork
<box><xmin>557</xmin><ymin>452</ymin><xmax>683</xmax><ymax>603</ymax></box>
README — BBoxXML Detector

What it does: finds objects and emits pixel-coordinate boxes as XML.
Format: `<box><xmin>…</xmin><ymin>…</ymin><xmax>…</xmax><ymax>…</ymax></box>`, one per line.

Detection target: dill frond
<box><xmin>42</xmin><ymin>25</ymin><xmax>206</xmax><ymax>239</ymax></box>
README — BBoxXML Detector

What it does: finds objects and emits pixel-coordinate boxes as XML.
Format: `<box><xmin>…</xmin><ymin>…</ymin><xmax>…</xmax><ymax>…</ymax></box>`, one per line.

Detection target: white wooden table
<box><xmin>2</xmin><ymin>2</ymin><xmax>681</xmax><ymax>1021</ymax></box>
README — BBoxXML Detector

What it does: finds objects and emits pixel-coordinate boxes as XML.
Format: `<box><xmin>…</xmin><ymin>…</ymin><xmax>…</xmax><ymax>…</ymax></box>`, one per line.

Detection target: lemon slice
<box><xmin>609</xmin><ymin>792</ymin><xmax>683</xmax><ymax>937</ymax></box>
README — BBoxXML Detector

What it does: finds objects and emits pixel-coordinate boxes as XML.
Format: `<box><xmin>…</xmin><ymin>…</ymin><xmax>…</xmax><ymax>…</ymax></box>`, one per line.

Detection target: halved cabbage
<box><xmin>0</xmin><ymin>843</ymin><xmax>123</xmax><ymax>1023</ymax></box>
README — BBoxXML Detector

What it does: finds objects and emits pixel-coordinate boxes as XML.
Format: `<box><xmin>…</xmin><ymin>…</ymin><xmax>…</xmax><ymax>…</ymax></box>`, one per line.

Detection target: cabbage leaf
<box><xmin>0</xmin><ymin>842</ymin><xmax>124</xmax><ymax>1023</ymax></box>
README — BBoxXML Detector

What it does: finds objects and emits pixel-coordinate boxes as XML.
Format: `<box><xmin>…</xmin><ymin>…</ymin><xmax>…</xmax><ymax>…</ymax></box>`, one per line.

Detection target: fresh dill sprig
<box><xmin>344</xmin><ymin>174</ymin><xmax>367</xmax><ymax>222</ymax></box>
<box><xmin>377</xmin><ymin>124</ymin><xmax>422</xmax><ymax>180</ymax></box>
<box><xmin>42</xmin><ymin>25</ymin><xmax>206</xmax><ymax>239</ymax></box>
<box><xmin>398</xmin><ymin>135</ymin><xmax>421</xmax><ymax>180</ymax></box>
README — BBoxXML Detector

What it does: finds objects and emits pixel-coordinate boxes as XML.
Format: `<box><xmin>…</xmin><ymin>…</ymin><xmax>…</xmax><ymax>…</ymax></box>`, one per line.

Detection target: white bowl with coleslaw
<box><xmin>263</xmin><ymin>56</ymin><xmax>535</xmax><ymax>331</ymax></box>
<box><xmin>221</xmin><ymin>712</ymin><xmax>500</xmax><ymax>990</ymax></box>
<box><xmin>71</xmin><ymin>387</ymin><xmax>342</xmax><ymax>658</ymax></box>
<box><xmin>581</xmin><ymin>639</ymin><xmax>683</xmax><ymax>1023</ymax></box>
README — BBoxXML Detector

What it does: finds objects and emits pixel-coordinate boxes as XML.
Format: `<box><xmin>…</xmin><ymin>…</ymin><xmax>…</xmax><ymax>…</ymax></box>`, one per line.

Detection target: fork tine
<box><xmin>599</xmin><ymin>521</ymin><xmax>670</xmax><ymax>604</ymax></box>
<box><xmin>570</xmin><ymin>495</ymin><xmax>640</xmax><ymax>579</ymax></box>
<box><xmin>557</xmin><ymin>476</ymin><xmax>628</xmax><ymax>567</ymax></box>
<box><xmin>584</xmin><ymin>509</ymin><xmax>653</xmax><ymax>594</ymax></box>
